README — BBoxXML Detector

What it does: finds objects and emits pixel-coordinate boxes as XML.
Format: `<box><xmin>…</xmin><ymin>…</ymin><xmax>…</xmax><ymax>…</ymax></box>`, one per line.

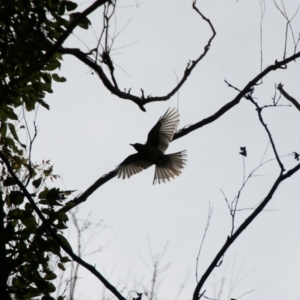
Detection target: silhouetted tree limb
<box><xmin>193</xmin><ymin>162</ymin><xmax>300</xmax><ymax>300</ymax></box>
<box><xmin>0</xmin><ymin>152</ymin><xmax>126</xmax><ymax>300</ymax></box>
<box><xmin>58</xmin><ymin>2</ymin><xmax>216</xmax><ymax>112</ymax></box>
<box><xmin>44</xmin><ymin>0</ymin><xmax>110</xmax><ymax>64</ymax></box>
<box><xmin>277</xmin><ymin>83</ymin><xmax>300</xmax><ymax>111</ymax></box>
<box><xmin>174</xmin><ymin>49</ymin><xmax>300</xmax><ymax>140</ymax></box>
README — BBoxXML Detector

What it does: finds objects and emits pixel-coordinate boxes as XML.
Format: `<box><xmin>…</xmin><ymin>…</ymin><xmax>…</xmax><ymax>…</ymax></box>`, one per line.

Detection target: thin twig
<box><xmin>247</xmin><ymin>96</ymin><xmax>285</xmax><ymax>172</ymax></box>
<box><xmin>193</xmin><ymin>162</ymin><xmax>300</xmax><ymax>300</ymax></box>
<box><xmin>196</xmin><ymin>203</ymin><xmax>213</xmax><ymax>282</ymax></box>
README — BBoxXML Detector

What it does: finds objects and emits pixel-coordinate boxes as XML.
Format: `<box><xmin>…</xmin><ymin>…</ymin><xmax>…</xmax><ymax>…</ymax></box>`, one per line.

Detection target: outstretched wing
<box><xmin>145</xmin><ymin>108</ymin><xmax>180</xmax><ymax>153</ymax></box>
<box><xmin>115</xmin><ymin>153</ymin><xmax>153</xmax><ymax>179</ymax></box>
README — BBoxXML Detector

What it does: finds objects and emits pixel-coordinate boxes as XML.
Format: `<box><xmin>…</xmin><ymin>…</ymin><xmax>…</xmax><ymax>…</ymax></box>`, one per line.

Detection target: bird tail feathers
<box><xmin>153</xmin><ymin>150</ymin><xmax>187</xmax><ymax>184</ymax></box>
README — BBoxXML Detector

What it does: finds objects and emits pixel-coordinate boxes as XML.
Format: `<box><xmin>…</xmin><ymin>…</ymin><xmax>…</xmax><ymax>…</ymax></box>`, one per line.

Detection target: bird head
<box><xmin>130</xmin><ymin>143</ymin><xmax>143</xmax><ymax>152</ymax></box>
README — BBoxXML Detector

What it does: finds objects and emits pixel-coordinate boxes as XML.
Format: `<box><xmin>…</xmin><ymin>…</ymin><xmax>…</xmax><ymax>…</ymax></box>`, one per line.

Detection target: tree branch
<box><xmin>247</xmin><ymin>95</ymin><xmax>285</xmax><ymax>172</ymax></box>
<box><xmin>193</xmin><ymin>162</ymin><xmax>300</xmax><ymax>300</ymax></box>
<box><xmin>0</xmin><ymin>152</ymin><xmax>126</xmax><ymax>300</ymax></box>
<box><xmin>277</xmin><ymin>83</ymin><xmax>300</xmax><ymax>111</ymax></box>
<box><xmin>58</xmin><ymin>2</ymin><xmax>216</xmax><ymax>112</ymax></box>
<box><xmin>44</xmin><ymin>0</ymin><xmax>109</xmax><ymax>64</ymax></box>
<box><xmin>60</xmin><ymin>170</ymin><xmax>117</xmax><ymax>214</ymax></box>
<box><xmin>174</xmin><ymin>50</ymin><xmax>300</xmax><ymax>140</ymax></box>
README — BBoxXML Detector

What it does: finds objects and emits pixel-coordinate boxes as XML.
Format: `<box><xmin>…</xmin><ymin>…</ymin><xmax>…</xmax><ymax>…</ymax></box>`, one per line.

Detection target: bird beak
<box><xmin>130</xmin><ymin>144</ymin><xmax>134</xmax><ymax>147</ymax></box>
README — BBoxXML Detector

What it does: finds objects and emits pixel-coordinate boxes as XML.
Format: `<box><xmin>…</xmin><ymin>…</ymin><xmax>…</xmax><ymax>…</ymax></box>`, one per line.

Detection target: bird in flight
<box><xmin>116</xmin><ymin>108</ymin><xmax>187</xmax><ymax>184</ymax></box>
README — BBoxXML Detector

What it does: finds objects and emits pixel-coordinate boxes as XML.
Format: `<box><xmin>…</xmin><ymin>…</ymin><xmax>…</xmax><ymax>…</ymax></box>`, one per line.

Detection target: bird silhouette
<box><xmin>116</xmin><ymin>108</ymin><xmax>187</xmax><ymax>184</ymax></box>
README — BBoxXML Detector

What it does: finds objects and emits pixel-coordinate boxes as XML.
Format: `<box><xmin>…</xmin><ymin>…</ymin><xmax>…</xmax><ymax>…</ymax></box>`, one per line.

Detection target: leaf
<box><xmin>3</xmin><ymin>177</ymin><xmax>16</xmax><ymax>186</ymax></box>
<box><xmin>66</xmin><ymin>1</ymin><xmax>77</xmax><ymax>11</ymax></box>
<box><xmin>32</xmin><ymin>177</ymin><xmax>43</xmax><ymax>189</ymax></box>
<box><xmin>41</xmin><ymin>72</ymin><xmax>52</xmax><ymax>84</ymax></box>
<box><xmin>57</xmin><ymin>262</ymin><xmax>66</xmax><ymax>271</ymax></box>
<box><xmin>39</xmin><ymin>200</ymin><xmax>49</xmax><ymax>205</ymax></box>
<box><xmin>45</xmin><ymin>59</ymin><xmax>61</xmax><ymax>71</ymax></box>
<box><xmin>61</xmin><ymin>190</ymin><xmax>75</xmax><ymax>196</ymax></box>
<box><xmin>60</xmin><ymin>256</ymin><xmax>70</xmax><ymax>263</ymax></box>
<box><xmin>52</xmin><ymin>73</ymin><xmax>66</xmax><ymax>82</ymax></box>
<box><xmin>55</xmin><ymin>221</ymin><xmax>68</xmax><ymax>230</ymax></box>
<box><xmin>12</xmin><ymin>278</ymin><xmax>21</xmax><ymax>288</ymax></box>
<box><xmin>44</xmin><ymin>272</ymin><xmax>57</xmax><ymax>280</ymax></box>
<box><xmin>9</xmin><ymin>191</ymin><xmax>24</xmax><ymax>205</ymax></box>
<box><xmin>8</xmin><ymin>123</ymin><xmax>19</xmax><ymax>141</ymax></box>
<box><xmin>46</xmin><ymin>188</ymin><xmax>60</xmax><ymax>203</ymax></box>
<box><xmin>78</xmin><ymin>16</ymin><xmax>91</xmax><ymax>29</ymax></box>
<box><xmin>40</xmin><ymin>82</ymin><xmax>53</xmax><ymax>93</ymax></box>
<box><xmin>3</xmin><ymin>137</ymin><xmax>18</xmax><ymax>152</ymax></box>
<box><xmin>38</xmin><ymin>99</ymin><xmax>50</xmax><ymax>110</ymax></box>
<box><xmin>4</xmin><ymin>107</ymin><xmax>18</xmax><ymax>120</ymax></box>
<box><xmin>9</xmin><ymin>208</ymin><xmax>26</xmax><ymax>219</ymax></box>
<box><xmin>239</xmin><ymin>146</ymin><xmax>247</xmax><ymax>157</ymax></box>
<box><xmin>23</xmin><ymin>217</ymin><xmax>37</xmax><ymax>233</ymax></box>
<box><xmin>0</xmin><ymin>122</ymin><xmax>7</xmax><ymax>136</ymax></box>
<box><xmin>57</xmin><ymin>3</ymin><xmax>66</xmax><ymax>15</ymax></box>
<box><xmin>39</xmin><ymin>188</ymin><xmax>49</xmax><ymax>199</ymax></box>
<box><xmin>24</xmin><ymin>94</ymin><xmax>36</xmax><ymax>111</ymax></box>
<box><xmin>56</xmin><ymin>234</ymin><xmax>73</xmax><ymax>252</ymax></box>
<box><xmin>69</xmin><ymin>13</ymin><xmax>91</xmax><ymax>29</ymax></box>
<box><xmin>25</xmin><ymin>202</ymin><xmax>33</xmax><ymax>213</ymax></box>
<box><xmin>47</xmin><ymin>237</ymin><xmax>61</xmax><ymax>256</ymax></box>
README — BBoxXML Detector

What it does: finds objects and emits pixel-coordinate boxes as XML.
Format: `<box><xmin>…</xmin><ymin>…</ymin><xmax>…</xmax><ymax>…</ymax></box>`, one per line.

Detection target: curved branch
<box><xmin>174</xmin><ymin>50</ymin><xmax>300</xmax><ymax>140</ymax></box>
<box><xmin>192</xmin><ymin>162</ymin><xmax>300</xmax><ymax>300</ymax></box>
<box><xmin>58</xmin><ymin>2</ymin><xmax>216</xmax><ymax>112</ymax></box>
<box><xmin>0</xmin><ymin>152</ymin><xmax>126</xmax><ymax>300</ymax></box>
<box><xmin>58</xmin><ymin>47</ymin><xmax>148</xmax><ymax>112</ymax></box>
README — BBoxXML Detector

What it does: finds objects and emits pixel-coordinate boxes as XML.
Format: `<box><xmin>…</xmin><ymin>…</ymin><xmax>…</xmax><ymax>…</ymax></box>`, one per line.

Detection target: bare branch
<box><xmin>174</xmin><ymin>50</ymin><xmax>300</xmax><ymax>141</ymax></box>
<box><xmin>60</xmin><ymin>170</ymin><xmax>117</xmax><ymax>214</ymax></box>
<box><xmin>59</xmin><ymin>1</ymin><xmax>216</xmax><ymax>112</ymax></box>
<box><xmin>277</xmin><ymin>83</ymin><xmax>300</xmax><ymax>111</ymax></box>
<box><xmin>193</xmin><ymin>162</ymin><xmax>300</xmax><ymax>300</ymax></box>
<box><xmin>247</xmin><ymin>95</ymin><xmax>285</xmax><ymax>172</ymax></box>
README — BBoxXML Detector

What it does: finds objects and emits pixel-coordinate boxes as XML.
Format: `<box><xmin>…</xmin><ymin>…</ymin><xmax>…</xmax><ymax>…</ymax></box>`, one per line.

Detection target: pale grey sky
<box><xmin>31</xmin><ymin>0</ymin><xmax>300</xmax><ymax>299</ymax></box>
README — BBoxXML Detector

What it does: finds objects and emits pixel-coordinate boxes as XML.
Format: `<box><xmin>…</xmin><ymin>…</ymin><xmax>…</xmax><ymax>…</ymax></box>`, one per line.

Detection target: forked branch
<box><xmin>59</xmin><ymin>1</ymin><xmax>216</xmax><ymax>111</ymax></box>
<box><xmin>193</xmin><ymin>163</ymin><xmax>300</xmax><ymax>300</ymax></box>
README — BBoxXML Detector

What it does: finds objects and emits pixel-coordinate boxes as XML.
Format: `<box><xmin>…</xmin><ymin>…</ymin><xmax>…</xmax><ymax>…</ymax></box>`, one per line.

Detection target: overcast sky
<box><xmin>30</xmin><ymin>0</ymin><xmax>300</xmax><ymax>299</ymax></box>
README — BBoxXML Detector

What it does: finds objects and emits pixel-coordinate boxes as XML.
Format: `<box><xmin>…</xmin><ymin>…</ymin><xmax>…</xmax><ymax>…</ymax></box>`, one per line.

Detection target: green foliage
<box><xmin>3</xmin><ymin>163</ymin><xmax>73</xmax><ymax>299</ymax></box>
<box><xmin>0</xmin><ymin>0</ymin><xmax>88</xmax><ymax>298</ymax></box>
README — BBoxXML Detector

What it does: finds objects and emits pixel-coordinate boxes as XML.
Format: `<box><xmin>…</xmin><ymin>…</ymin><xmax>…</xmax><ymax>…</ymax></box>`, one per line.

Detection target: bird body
<box><xmin>130</xmin><ymin>143</ymin><xmax>165</xmax><ymax>164</ymax></box>
<box><xmin>116</xmin><ymin>108</ymin><xmax>186</xmax><ymax>184</ymax></box>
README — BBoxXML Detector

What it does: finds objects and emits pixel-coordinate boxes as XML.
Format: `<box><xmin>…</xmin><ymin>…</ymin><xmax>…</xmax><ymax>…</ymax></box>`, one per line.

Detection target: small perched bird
<box><xmin>116</xmin><ymin>108</ymin><xmax>187</xmax><ymax>184</ymax></box>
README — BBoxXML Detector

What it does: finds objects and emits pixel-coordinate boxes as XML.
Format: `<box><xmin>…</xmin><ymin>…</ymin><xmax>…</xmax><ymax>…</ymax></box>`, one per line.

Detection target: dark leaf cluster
<box><xmin>0</xmin><ymin>1</ymin><xmax>80</xmax><ymax>298</ymax></box>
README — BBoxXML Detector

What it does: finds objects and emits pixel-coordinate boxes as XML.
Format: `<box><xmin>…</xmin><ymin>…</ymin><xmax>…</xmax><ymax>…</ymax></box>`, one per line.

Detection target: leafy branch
<box><xmin>0</xmin><ymin>152</ymin><xmax>126</xmax><ymax>300</ymax></box>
